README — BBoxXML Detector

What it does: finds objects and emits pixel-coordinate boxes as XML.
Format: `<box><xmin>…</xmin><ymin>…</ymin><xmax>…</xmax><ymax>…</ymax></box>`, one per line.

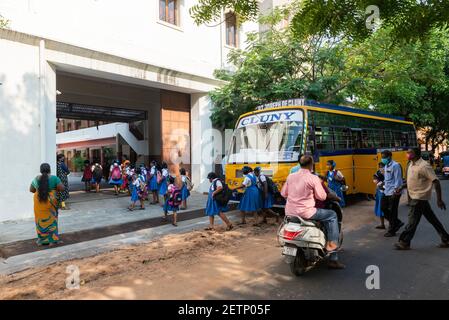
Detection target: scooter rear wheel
<box><xmin>290</xmin><ymin>250</ymin><xmax>307</xmax><ymax>276</ymax></box>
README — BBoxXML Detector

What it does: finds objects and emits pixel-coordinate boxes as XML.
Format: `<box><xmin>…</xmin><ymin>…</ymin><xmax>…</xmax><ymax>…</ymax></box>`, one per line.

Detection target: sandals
<box><xmin>172</xmin><ymin>222</ymin><xmax>178</xmax><ymax>227</ymax></box>
<box><xmin>375</xmin><ymin>225</ymin><xmax>386</xmax><ymax>229</ymax></box>
<box><xmin>204</xmin><ymin>227</ymin><xmax>214</xmax><ymax>231</ymax></box>
<box><xmin>226</xmin><ymin>224</ymin><xmax>234</xmax><ymax>231</ymax></box>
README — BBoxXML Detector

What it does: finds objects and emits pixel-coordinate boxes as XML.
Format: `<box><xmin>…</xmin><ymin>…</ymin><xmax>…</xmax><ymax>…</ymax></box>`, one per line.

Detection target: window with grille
<box><xmin>225</xmin><ymin>12</ymin><xmax>237</xmax><ymax>47</ymax></box>
<box><xmin>159</xmin><ymin>0</ymin><xmax>178</xmax><ymax>25</ymax></box>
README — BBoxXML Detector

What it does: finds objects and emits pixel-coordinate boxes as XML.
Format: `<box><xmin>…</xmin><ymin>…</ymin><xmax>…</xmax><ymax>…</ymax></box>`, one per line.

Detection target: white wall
<box><xmin>0</xmin><ymin>0</ymin><xmax>258</xmax><ymax>79</ymax></box>
<box><xmin>0</xmin><ymin>37</ymin><xmax>56</xmax><ymax>222</ymax></box>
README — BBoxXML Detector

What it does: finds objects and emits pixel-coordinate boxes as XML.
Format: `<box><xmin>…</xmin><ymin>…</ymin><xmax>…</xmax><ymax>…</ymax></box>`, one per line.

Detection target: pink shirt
<box><xmin>281</xmin><ymin>169</ymin><xmax>327</xmax><ymax>219</ymax></box>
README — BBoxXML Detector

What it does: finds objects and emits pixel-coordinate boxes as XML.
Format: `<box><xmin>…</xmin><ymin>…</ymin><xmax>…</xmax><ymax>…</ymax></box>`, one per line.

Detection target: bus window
<box><xmin>315</xmin><ymin>127</ymin><xmax>334</xmax><ymax>151</ymax></box>
<box><xmin>382</xmin><ymin>131</ymin><xmax>393</xmax><ymax>148</ymax></box>
<box><xmin>350</xmin><ymin>129</ymin><xmax>363</xmax><ymax>149</ymax></box>
<box><xmin>333</xmin><ymin>127</ymin><xmax>351</xmax><ymax>150</ymax></box>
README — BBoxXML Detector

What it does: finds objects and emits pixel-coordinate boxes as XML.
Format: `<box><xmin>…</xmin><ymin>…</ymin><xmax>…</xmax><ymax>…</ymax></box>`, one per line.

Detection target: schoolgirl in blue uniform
<box><xmin>254</xmin><ymin>167</ymin><xmax>279</xmax><ymax>224</ymax></box>
<box><xmin>162</xmin><ymin>176</ymin><xmax>179</xmax><ymax>226</ymax></box>
<box><xmin>179</xmin><ymin>168</ymin><xmax>191</xmax><ymax>210</ymax></box>
<box><xmin>235</xmin><ymin>166</ymin><xmax>261</xmax><ymax>225</ymax></box>
<box><xmin>326</xmin><ymin>160</ymin><xmax>346</xmax><ymax>207</ymax></box>
<box><xmin>148</xmin><ymin>160</ymin><xmax>160</xmax><ymax>204</ymax></box>
<box><xmin>159</xmin><ymin>162</ymin><xmax>169</xmax><ymax>203</ymax></box>
<box><xmin>205</xmin><ymin>172</ymin><xmax>233</xmax><ymax>231</ymax></box>
<box><xmin>128</xmin><ymin>168</ymin><xmax>145</xmax><ymax>211</ymax></box>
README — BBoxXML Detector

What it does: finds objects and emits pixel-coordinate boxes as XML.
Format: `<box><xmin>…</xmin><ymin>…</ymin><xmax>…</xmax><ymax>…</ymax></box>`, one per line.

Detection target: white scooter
<box><xmin>277</xmin><ymin>201</ymin><xmax>343</xmax><ymax>276</ymax></box>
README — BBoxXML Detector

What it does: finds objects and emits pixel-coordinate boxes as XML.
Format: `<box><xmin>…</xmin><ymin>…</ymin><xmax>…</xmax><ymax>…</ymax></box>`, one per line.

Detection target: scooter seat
<box><xmin>285</xmin><ymin>215</ymin><xmax>320</xmax><ymax>227</ymax></box>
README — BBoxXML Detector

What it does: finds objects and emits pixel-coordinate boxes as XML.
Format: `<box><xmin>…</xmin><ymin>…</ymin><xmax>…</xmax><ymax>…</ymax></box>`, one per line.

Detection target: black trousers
<box><xmin>381</xmin><ymin>194</ymin><xmax>402</xmax><ymax>233</ymax></box>
<box><xmin>399</xmin><ymin>199</ymin><xmax>449</xmax><ymax>245</ymax></box>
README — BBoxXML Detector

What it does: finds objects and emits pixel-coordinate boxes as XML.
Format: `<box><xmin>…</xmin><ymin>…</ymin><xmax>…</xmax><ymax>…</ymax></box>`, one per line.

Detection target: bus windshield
<box><xmin>227</xmin><ymin>109</ymin><xmax>304</xmax><ymax>164</ymax></box>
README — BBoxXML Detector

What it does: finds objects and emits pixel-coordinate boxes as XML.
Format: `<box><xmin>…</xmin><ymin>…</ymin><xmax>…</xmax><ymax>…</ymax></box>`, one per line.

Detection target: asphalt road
<box><xmin>212</xmin><ymin>179</ymin><xmax>449</xmax><ymax>300</ymax></box>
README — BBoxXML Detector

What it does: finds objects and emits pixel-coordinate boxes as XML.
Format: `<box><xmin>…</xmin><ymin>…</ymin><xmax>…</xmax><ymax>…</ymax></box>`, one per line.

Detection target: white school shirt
<box><xmin>181</xmin><ymin>175</ymin><xmax>187</xmax><ymax>184</ymax></box>
<box><xmin>162</xmin><ymin>168</ymin><xmax>169</xmax><ymax>178</ymax></box>
<box><xmin>259</xmin><ymin>174</ymin><xmax>267</xmax><ymax>183</ymax></box>
<box><xmin>242</xmin><ymin>174</ymin><xmax>254</xmax><ymax>187</ymax></box>
<box><xmin>211</xmin><ymin>178</ymin><xmax>223</xmax><ymax>191</ymax></box>
<box><xmin>150</xmin><ymin>166</ymin><xmax>156</xmax><ymax>175</ymax></box>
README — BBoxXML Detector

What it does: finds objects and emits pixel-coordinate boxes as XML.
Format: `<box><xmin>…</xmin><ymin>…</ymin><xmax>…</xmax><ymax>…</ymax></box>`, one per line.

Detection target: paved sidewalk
<box><xmin>0</xmin><ymin>211</ymin><xmax>241</xmax><ymax>275</ymax></box>
<box><xmin>0</xmin><ymin>191</ymin><xmax>208</xmax><ymax>245</ymax></box>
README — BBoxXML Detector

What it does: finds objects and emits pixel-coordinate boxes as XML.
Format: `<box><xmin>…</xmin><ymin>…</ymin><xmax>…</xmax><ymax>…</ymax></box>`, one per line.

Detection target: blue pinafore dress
<box><xmin>181</xmin><ymin>176</ymin><xmax>190</xmax><ymax>200</ymax></box>
<box><xmin>258</xmin><ymin>175</ymin><xmax>274</xmax><ymax>209</ymax></box>
<box><xmin>239</xmin><ymin>173</ymin><xmax>261</xmax><ymax>212</ymax></box>
<box><xmin>149</xmin><ymin>167</ymin><xmax>159</xmax><ymax>192</ymax></box>
<box><xmin>327</xmin><ymin>170</ymin><xmax>346</xmax><ymax>207</ymax></box>
<box><xmin>159</xmin><ymin>170</ymin><xmax>168</xmax><ymax>196</ymax></box>
<box><xmin>205</xmin><ymin>179</ymin><xmax>228</xmax><ymax>216</ymax></box>
<box><xmin>374</xmin><ymin>187</ymin><xmax>384</xmax><ymax>217</ymax></box>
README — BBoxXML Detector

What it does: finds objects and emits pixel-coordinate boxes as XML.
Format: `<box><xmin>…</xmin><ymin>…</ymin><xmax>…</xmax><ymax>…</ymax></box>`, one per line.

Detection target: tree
<box><xmin>208</xmin><ymin>7</ymin><xmax>396</xmax><ymax>128</ymax></box>
<box><xmin>349</xmin><ymin>28</ymin><xmax>449</xmax><ymax>154</ymax></box>
<box><xmin>0</xmin><ymin>14</ymin><xmax>9</xmax><ymax>28</ymax></box>
<box><xmin>191</xmin><ymin>0</ymin><xmax>449</xmax><ymax>42</ymax></box>
<box><xmin>189</xmin><ymin>0</ymin><xmax>259</xmax><ymax>25</ymax></box>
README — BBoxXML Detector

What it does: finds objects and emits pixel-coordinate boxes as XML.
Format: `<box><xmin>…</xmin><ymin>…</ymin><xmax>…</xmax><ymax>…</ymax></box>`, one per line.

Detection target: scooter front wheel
<box><xmin>290</xmin><ymin>250</ymin><xmax>307</xmax><ymax>276</ymax></box>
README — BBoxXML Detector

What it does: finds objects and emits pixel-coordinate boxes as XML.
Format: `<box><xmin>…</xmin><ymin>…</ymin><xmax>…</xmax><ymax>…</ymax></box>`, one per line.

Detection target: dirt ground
<box><xmin>0</xmin><ymin>201</ymin><xmax>377</xmax><ymax>300</ymax></box>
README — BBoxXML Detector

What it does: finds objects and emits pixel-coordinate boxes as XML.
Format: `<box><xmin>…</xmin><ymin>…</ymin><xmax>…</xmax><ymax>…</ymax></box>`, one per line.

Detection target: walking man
<box><xmin>395</xmin><ymin>148</ymin><xmax>449</xmax><ymax>250</ymax></box>
<box><xmin>380</xmin><ymin>150</ymin><xmax>404</xmax><ymax>237</ymax></box>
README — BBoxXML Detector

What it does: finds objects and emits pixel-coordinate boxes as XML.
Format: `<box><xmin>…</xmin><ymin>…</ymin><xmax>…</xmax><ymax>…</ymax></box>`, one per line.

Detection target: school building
<box><xmin>0</xmin><ymin>0</ymin><xmax>286</xmax><ymax>222</ymax></box>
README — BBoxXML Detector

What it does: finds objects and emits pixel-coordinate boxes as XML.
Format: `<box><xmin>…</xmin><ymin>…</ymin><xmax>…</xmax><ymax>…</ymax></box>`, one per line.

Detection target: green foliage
<box><xmin>72</xmin><ymin>156</ymin><xmax>86</xmax><ymax>172</ymax></box>
<box><xmin>209</xmin><ymin>6</ymin><xmax>389</xmax><ymax>128</ymax></box>
<box><xmin>191</xmin><ymin>0</ymin><xmax>449</xmax><ymax>42</ymax></box>
<box><xmin>189</xmin><ymin>0</ymin><xmax>259</xmax><ymax>25</ymax></box>
<box><xmin>0</xmin><ymin>14</ymin><xmax>9</xmax><ymax>28</ymax></box>
<box><xmin>292</xmin><ymin>0</ymin><xmax>449</xmax><ymax>42</ymax></box>
<box><xmin>209</xmin><ymin>7</ymin><xmax>449</xmax><ymax>151</ymax></box>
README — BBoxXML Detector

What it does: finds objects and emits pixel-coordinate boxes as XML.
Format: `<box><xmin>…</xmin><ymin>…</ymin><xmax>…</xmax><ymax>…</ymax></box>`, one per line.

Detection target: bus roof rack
<box><xmin>255</xmin><ymin>99</ymin><xmax>406</xmax><ymax>121</ymax></box>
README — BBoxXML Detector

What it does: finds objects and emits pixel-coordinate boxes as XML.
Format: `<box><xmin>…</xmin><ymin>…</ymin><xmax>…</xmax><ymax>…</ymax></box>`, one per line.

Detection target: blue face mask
<box><xmin>381</xmin><ymin>158</ymin><xmax>390</xmax><ymax>165</ymax></box>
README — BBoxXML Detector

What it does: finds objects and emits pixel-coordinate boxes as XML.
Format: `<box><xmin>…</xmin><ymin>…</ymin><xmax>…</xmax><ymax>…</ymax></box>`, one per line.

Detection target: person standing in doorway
<box><xmin>30</xmin><ymin>163</ymin><xmax>65</xmax><ymax>246</ymax></box>
<box><xmin>56</xmin><ymin>154</ymin><xmax>70</xmax><ymax>210</ymax></box>
<box><xmin>380</xmin><ymin>150</ymin><xmax>405</xmax><ymax>237</ymax></box>
<box><xmin>394</xmin><ymin>148</ymin><xmax>449</xmax><ymax>250</ymax></box>
<box><xmin>81</xmin><ymin>160</ymin><xmax>93</xmax><ymax>192</ymax></box>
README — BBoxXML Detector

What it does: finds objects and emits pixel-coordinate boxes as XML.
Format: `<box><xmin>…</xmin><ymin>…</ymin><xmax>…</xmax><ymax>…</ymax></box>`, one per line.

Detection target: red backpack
<box><xmin>168</xmin><ymin>186</ymin><xmax>182</xmax><ymax>207</ymax></box>
<box><xmin>111</xmin><ymin>166</ymin><xmax>121</xmax><ymax>180</ymax></box>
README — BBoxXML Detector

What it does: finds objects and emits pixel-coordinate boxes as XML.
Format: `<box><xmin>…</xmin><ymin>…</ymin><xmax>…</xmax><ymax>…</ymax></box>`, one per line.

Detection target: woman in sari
<box><xmin>56</xmin><ymin>154</ymin><xmax>70</xmax><ymax>209</ymax></box>
<box><xmin>30</xmin><ymin>163</ymin><xmax>65</xmax><ymax>246</ymax></box>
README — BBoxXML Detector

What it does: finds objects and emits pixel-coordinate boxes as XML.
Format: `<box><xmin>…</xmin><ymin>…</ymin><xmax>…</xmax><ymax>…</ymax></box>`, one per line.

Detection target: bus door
<box><xmin>351</xmin><ymin>129</ymin><xmax>378</xmax><ymax>195</ymax></box>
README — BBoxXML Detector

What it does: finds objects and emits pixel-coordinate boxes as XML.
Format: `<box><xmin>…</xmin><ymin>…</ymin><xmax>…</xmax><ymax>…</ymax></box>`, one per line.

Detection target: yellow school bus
<box><xmin>225</xmin><ymin>99</ymin><xmax>417</xmax><ymax>205</ymax></box>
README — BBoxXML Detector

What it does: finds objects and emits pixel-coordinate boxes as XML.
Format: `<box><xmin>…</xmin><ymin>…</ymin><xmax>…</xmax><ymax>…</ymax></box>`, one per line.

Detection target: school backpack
<box><xmin>185</xmin><ymin>176</ymin><xmax>194</xmax><ymax>191</ymax></box>
<box><xmin>156</xmin><ymin>170</ymin><xmax>162</xmax><ymax>184</ymax></box>
<box><xmin>266</xmin><ymin>176</ymin><xmax>279</xmax><ymax>194</ymax></box>
<box><xmin>111</xmin><ymin>166</ymin><xmax>121</xmax><ymax>180</ymax></box>
<box><xmin>213</xmin><ymin>179</ymin><xmax>232</xmax><ymax>207</ymax></box>
<box><xmin>168</xmin><ymin>186</ymin><xmax>182</xmax><ymax>207</ymax></box>
<box><xmin>93</xmin><ymin>166</ymin><xmax>103</xmax><ymax>179</ymax></box>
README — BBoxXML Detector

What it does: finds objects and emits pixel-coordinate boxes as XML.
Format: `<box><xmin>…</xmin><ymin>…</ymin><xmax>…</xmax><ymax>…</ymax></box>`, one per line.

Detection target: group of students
<box><xmin>81</xmin><ymin>159</ymin><xmax>194</xmax><ymax>226</ymax></box>
<box><xmin>203</xmin><ymin>166</ymin><xmax>280</xmax><ymax>231</ymax></box>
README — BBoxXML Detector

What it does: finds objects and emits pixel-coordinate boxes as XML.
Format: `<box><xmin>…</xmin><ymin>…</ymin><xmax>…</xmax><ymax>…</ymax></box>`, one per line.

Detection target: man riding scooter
<box><xmin>280</xmin><ymin>155</ymin><xmax>345</xmax><ymax>269</ymax></box>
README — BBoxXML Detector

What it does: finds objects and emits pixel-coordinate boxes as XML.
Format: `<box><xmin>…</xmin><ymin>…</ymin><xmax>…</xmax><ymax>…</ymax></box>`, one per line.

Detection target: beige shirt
<box><xmin>407</xmin><ymin>158</ymin><xmax>438</xmax><ymax>200</ymax></box>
